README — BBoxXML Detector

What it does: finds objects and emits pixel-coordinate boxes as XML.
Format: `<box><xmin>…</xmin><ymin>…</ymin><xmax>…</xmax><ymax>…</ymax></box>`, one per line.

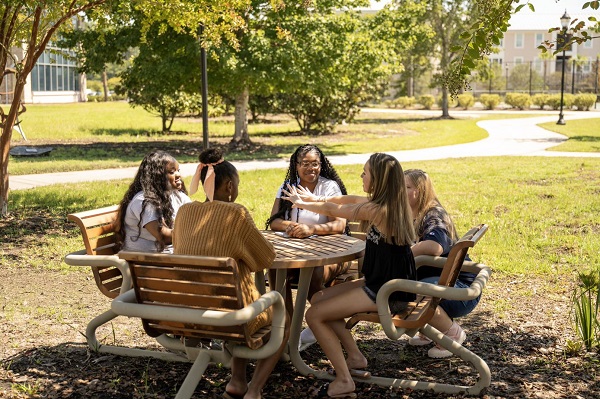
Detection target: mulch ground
<box><xmin>1</xmin><ymin>265</ymin><xmax>598</xmax><ymax>398</ymax></box>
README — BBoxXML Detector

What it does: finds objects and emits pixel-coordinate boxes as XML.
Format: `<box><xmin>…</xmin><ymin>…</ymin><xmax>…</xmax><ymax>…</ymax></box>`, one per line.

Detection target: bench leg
<box><xmin>175</xmin><ymin>351</ymin><xmax>212</xmax><ymax>399</ymax></box>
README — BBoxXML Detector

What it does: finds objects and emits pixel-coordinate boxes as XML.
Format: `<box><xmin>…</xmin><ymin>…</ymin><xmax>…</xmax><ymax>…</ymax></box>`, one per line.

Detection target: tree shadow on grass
<box><xmin>8</xmin><ymin>141</ymin><xmax>303</xmax><ymax>166</ymax></box>
<box><xmin>355</xmin><ymin>116</ymin><xmax>449</xmax><ymax>125</ymax></box>
<box><xmin>2</xmin><ymin>312</ymin><xmax>597</xmax><ymax>398</ymax></box>
<box><xmin>569</xmin><ymin>135</ymin><xmax>600</xmax><ymax>142</ymax></box>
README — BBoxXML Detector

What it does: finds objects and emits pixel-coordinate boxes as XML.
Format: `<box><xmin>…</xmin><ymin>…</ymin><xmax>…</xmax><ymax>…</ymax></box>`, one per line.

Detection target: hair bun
<box><xmin>199</xmin><ymin>148</ymin><xmax>224</xmax><ymax>164</ymax></box>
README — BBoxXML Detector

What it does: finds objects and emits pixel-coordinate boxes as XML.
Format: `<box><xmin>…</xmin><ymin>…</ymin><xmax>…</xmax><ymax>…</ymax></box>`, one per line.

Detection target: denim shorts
<box><xmin>419</xmin><ymin>276</ymin><xmax>481</xmax><ymax>318</ymax></box>
<box><xmin>362</xmin><ymin>285</ymin><xmax>408</xmax><ymax>314</ymax></box>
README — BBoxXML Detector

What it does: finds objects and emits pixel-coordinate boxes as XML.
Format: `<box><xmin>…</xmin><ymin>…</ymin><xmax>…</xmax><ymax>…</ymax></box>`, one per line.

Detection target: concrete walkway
<box><xmin>10</xmin><ymin>110</ymin><xmax>600</xmax><ymax>191</ymax></box>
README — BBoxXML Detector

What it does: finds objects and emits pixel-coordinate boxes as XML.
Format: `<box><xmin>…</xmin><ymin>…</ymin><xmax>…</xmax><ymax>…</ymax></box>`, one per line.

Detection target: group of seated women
<box><xmin>114</xmin><ymin>145</ymin><xmax>481</xmax><ymax>399</ymax></box>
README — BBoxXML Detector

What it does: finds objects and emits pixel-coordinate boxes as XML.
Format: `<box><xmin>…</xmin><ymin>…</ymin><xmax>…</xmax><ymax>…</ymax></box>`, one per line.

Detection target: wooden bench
<box><xmin>344</xmin><ymin>224</ymin><xmax>492</xmax><ymax>396</ymax></box>
<box><xmin>111</xmin><ymin>252</ymin><xmax>286</xmax><ymax>399</ymax></box>
<box><xmin>64</xmin><ymin>205</ymin><xmax>137</xmax><ymax>354</ymax></box>
<box><xmin>65</xmin><ymin>205</ymin><xmax>127</xmax><ymax>298</ymax></box>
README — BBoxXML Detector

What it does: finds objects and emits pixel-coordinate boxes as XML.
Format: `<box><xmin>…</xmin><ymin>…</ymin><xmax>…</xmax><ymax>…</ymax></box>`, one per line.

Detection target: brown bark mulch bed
<box><xmin>1</xmin><ymin>266</ymin><xmax>598</xmax><ymax>398</ymax></box>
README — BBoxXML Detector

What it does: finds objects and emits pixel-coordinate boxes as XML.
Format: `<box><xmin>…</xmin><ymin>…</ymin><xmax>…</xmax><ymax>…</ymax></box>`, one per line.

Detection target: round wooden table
<box><xmin>260</xmin><ymin>231</ymin><xmax>366</xmax><ymax>378</ymax></box>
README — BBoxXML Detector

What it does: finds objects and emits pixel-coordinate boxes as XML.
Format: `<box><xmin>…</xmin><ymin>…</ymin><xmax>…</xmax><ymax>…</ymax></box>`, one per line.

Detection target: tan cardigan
<box><xmin>173</xmin><ymin>201</ymin><xmax>276</xmax><ymax>334</ymax></box>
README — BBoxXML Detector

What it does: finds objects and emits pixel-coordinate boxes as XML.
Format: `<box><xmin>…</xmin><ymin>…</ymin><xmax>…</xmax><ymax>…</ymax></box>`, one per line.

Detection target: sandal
<box><xmin>327</xmin><ymin>367</ymin><xmax>371</xmax><ymax>379</ymax></box>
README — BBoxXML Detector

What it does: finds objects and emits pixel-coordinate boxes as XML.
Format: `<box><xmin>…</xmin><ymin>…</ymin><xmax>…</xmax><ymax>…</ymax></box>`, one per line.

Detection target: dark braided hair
<box><xmin>265</xmin><ymin>144</ymin><xmax>348</xmax><ymax>231</ymax></box>
<box><xmin>198</xmin><ymin>148</ymin><xmax>237</xmax><ymax>190</ymax></box>
<box><xmin>116</xmin><ymin>150</ymin><xmax>187</xmax><ymax>252</ymax></box>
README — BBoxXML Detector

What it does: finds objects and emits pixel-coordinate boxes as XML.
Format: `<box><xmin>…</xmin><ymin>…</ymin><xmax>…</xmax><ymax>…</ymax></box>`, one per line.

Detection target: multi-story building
<box><xmin>479</xmin><ymin>9</ymin><xmax>599</xmax><ymax>95</ymax></box>
<box><xmin>1</xmin><ymin>44</ymin><xmax>87</xmax><ymax>105</ymax></box>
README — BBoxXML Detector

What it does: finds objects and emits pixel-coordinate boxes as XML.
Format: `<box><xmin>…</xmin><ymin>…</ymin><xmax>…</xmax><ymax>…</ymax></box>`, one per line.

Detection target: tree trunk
<box><xmin>230</xmin><ymin>87</ymin><xmax>251</xmax><ymax>148</ymax></box>
<box><xmin>0</xmin><ymin>76</ymin><xmax>25</xmax><ymax>217</ymax></box>
<box><xmin>102</xmin><ymin>70</ymin><xmax>109</xmax><ymax>102</ymax></box>
<box><xmin>441</xmin><ymin>87</ymin><xmax>450</xmax><ymax>118</ymax></box>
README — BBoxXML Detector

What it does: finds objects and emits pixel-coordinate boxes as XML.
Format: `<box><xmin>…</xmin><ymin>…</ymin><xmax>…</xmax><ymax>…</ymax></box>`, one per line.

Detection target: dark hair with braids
<box><xmin>198</xmin><ymin>148</ymin><xmax>237</xmax><ymax>189</ymax></box>
<box><xmin>115</xmin><ymin>150</ymin><xmax>187</xmax><ymax>252</ymax></box>
<box><xmin>265</xmin><ymin>144</ymin><xmax>348</xmax><ymax>231</ymax></box>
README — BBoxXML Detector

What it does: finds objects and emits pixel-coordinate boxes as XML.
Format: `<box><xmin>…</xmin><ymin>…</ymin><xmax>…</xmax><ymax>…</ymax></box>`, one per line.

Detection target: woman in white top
<box><xmin>266</xmin><ymin>144</ymin><xmax>349</xmax><ymax>351</ymax></box>
<box><xmin>116</xmin><ymin>150</ymin><xmax>191</xmax><ymax>253</ymax></box>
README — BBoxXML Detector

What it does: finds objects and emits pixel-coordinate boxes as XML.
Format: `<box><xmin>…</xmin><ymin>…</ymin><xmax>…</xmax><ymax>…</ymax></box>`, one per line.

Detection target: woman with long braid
<box><xmin>266</xmin><ymin>144</ymin><xmax>349</xmax><ymax>351</ymax></box>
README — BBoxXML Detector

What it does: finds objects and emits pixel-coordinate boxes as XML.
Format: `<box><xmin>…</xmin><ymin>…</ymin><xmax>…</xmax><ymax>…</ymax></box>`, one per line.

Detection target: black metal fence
<box><xmin>470</xmin><ymin>59</ymin><xmax>600</xmax><ymax>96</ymax></box>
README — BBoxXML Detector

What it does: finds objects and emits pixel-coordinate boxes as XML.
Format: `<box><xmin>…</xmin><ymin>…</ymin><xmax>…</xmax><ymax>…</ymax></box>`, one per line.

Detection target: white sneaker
<box><xmin>298</xmin><ymin>327</ymin><xmax>317</xmax><ymax>352</ymax></box>
<box><xmin>408</xmin><ymin>332</ymin><xmax>432</xmax><ymax>346</ymax></box>
<box><xmin>427</xmin><ymin>322</ymin><xmax>467</xmax><ymax>359</ymax></box>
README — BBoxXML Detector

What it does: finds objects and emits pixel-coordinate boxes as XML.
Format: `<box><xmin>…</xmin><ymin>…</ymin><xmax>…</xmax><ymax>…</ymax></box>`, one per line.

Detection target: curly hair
<box><xmin>265</xmin><ymin>144</ymin><xmax>348</xmax><ymax>230</ymax></box>
<box><xmin>115</xmin><ymin>150</ymin><xmax>187</xmax><ymax>252</ymax></box>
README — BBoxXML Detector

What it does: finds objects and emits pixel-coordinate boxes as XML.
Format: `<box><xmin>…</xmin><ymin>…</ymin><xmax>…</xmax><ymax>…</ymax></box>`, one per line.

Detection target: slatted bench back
<box><xmin>119</xmin><ymin>252</ymin><xmax>272</xmax><ymax>350</ymax></box>
<box><xmin>67</xmin><ymin>205</ymin><xmax>122</xmax><ymax>298</ymax></box>
<box><xmin>346</xmin><ymin>224</ymin><xmax>488</xmax><ymax>331</ymax></box>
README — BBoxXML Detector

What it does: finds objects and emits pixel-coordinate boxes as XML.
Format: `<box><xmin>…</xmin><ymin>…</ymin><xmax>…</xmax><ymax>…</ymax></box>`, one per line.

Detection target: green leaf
<box><xmin>528</xmin><ymin>3</ymin><xmax>535</xmax><ymax>12</ymax></box>
<box><xmin>515</xmin><ymin>4</ymin><xmax>525</xmax><ymax>12</ymax></box>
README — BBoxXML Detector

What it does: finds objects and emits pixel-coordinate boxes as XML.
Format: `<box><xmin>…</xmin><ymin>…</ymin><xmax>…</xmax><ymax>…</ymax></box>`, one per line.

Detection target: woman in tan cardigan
<box><xmin>173</xmin><ymin>148</ymin><xmax>289</xmax><ymax>399</ymax></box>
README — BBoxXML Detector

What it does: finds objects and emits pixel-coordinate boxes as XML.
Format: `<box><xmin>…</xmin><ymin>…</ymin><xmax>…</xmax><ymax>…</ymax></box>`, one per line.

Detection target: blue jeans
<box><xmin>420</xmin><ymin>276</ymin><xmax>481</xmax><ymax>319</ymax></box>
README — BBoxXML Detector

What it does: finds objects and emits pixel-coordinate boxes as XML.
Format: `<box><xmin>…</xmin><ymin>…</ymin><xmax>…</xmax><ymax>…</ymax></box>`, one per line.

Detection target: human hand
<box><xmin>281</xmin><ymin>184</ymin><xmax>306</xmax><ymax>208</ymax></box>
<box><xmin>294</xmin><ymin>184</ymin><xmax>320</xmax><ymax>202</ymax></box>
<box><xmin>286</xmin><ymin>223</ymin><xmax>315</xmax><ymax>238</ymax></box>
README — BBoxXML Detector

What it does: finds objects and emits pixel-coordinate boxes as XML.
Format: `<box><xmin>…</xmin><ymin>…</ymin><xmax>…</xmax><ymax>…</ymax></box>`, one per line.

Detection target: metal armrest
<box><xmin>375</xmin><ymin>264</ymin><xmax>491</xmax><ymax>340</ymax></box>
<box><xmin>112</xmin><ymin>289</ymin><xmax>286</xmax><ymax>360</ymax></box>
<box><xmin>64</xmin><ymin>249</ymin><xmax>131</xmax><ymax>294</ymax></box>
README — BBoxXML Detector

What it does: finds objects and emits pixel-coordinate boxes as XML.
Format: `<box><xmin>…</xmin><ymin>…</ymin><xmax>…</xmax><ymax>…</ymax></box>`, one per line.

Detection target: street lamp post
<box><xmin>557</xmin><ymin>10</ymin><xmax>571</xmax><ymax>125</ymax></box>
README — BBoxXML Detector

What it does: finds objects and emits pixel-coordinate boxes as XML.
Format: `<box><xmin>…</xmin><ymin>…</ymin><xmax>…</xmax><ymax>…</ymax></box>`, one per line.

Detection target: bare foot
<box><xmin>327</xmin><ymin>377</ymin><xmax>355</xmax><ymax>398</ymax></box>
<box><xmin>345</xmin><ymin>353</ymin><xmax>368</xmax><ymax>370</ymax></box>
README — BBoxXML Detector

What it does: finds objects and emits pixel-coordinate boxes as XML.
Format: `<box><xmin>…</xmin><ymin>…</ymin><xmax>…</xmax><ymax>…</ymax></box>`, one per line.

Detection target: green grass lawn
<box><xmin>539</xmin><ymin>117</ymin><xmax>600</xmax><ymax>152</ymax></box>
<box><xmin>3</xmin><ymin>156</ymin><xmax>599</xmax><ymax>278</ymax></box>
<box><xmin>5</xmin><ymin>102</ymin><xmax>496</xmax><ymax>175</ymax></box>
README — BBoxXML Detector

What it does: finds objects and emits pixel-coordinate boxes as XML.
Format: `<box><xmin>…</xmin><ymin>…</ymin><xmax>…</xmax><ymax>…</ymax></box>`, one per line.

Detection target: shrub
<box><xmin>504</xmin><ymin>93</ymin><xmax>531</xmax><ymax>110</ymax></box>
<box><xmin>571</xmin><ymin>268</ymin><xmax>600</xmax><ymax>351</ymax></box>
<box><xmin>384</xmin><ymin>99</ymin><xmax>395</xmax><ymax>108</ymax></box>
<box><xmin>546</xmin><ymin>94</ymin><xmax>562</xmax><ymax>110</ymax></box>
<box><xmin>573</xmin><ymin>93</ymin><xmax>597</xmax><ymax>111</ymax></box>
<box><xmin>531</xmin><ymin>94</ymin><xmax>549</xmax><ymax>109</ymax></box>
<box><xmin>548</xmin><ymin>93</ymin><xmax>576</xmax><ymax>110</ymax></box>
<box><xmin>419</xmin><ymin>94</ymin><xmax>435</xmax><ymax>110</ymax></box>
<box><xmin>394</xmin><ymin>96</ymin><xmax>415</xmax><ymax>109</ymax></box>
<box><xmin>457</xmin><ymin>93</ymin><xmax>475</xmax><ymax>109</ymax></box>
<box><xmin>479</xmin><ymin>94</ymin><xmax>501</xmax><ymax>110</ymax></box>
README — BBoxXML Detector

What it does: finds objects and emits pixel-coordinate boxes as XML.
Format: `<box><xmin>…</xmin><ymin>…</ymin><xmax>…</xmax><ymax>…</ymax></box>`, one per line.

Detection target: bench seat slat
<box><xmin>136</xmin><ymin>277</ymin><xmax>237</xmax><ymax>297</ymax></box>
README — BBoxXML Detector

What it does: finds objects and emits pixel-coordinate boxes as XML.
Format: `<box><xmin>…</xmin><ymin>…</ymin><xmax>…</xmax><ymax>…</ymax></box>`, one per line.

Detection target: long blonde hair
<box><xmin>360</xmin><ymin>153</ymin><xmax>415</xmax><ymax>245</ymax></box>
<box><xmin>404</xmin><ymin>169</ymin><xmax>458</xmax><ymax>241</ymax></box>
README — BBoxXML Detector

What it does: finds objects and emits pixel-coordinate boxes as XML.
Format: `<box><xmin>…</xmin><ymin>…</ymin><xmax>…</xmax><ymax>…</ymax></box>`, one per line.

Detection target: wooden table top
<box><xmin>261</xmin><ymin>230</ymin><xmax>365</xmax><ymax>270</ymax></box>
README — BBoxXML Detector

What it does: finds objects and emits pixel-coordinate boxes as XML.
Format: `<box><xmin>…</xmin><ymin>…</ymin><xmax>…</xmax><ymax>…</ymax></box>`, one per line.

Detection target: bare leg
<box><xmin>428</xmin><ymin>306</ymin><xmax>453</xmax><ymax>332</ymax></box>
<box><xmin>245</xmin><ymin>315</ymin><xmax>291</xmax><ymax>399</ymax></box>
<box><xmin>308</xmin><ymin>266</ymin><xmax>325</xmax><ymax>301</ymax></box>
<box><xmin>306</xmin><ymin>281</ymin><xmax>376</xmax><ymax>397</ymax></box>
<box><xmin>226</xmin><ymin>357</ymin><xmax>248</xmax><ymax>397</ymax></box>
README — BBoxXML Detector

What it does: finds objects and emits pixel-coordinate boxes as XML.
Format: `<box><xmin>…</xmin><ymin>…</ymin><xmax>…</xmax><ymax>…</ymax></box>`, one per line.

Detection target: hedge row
<box><xmin>385</xmin><ymin>93</ymin><xmax>597</xmax><ymax>111</ymax></box>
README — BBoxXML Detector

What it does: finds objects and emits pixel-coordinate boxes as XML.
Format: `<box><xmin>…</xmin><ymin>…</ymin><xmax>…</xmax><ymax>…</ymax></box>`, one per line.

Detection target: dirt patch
<box><xmin>1</xmin><ymin>263</ymin><xmax>598</xmax><ymax>398</ymax></box>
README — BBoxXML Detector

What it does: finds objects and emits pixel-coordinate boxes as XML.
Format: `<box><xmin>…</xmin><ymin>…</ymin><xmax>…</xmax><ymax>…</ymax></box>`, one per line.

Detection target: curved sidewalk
<box><xmin>10</xmin><ymin>111</ymin><xmax>600</xmax><ymax>191</ymax></box>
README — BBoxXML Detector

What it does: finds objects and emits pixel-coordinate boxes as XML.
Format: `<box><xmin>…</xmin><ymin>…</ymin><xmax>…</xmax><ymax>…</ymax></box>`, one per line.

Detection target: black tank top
<box><xmin>362</xmin><ymin>226</ymin><xmax>416</xmax><ymax>303</ymax></box>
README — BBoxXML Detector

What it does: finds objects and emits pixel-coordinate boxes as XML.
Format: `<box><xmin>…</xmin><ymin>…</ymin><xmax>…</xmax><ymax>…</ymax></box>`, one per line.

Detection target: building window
<box><xmin>515</xmin><ymin>33</ymin><xmax>524</xmax><ymax>48</ymax></box>
<box><xmin>515</xmin><ymin>57</ymin><xmax>524</xmax><ymax>64</ymax></box>
<box><xmin>533</xmin><ymin>58</ymin><xmax>543</xmax><ymax>73</ymax></box>
<box><xmin>583</xmin><ymin>38</ymin><xmax>593</xmax><ymax>48</ymax></box>
<box><xmin>30</xmin><ymin>46</ymin><xmax>79</xmax><ymax>92</ymax></box>
<box><xmin>535</xmin><ymin>33</ymin><xmax>544</xmax><ymax>47</ymax></box>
